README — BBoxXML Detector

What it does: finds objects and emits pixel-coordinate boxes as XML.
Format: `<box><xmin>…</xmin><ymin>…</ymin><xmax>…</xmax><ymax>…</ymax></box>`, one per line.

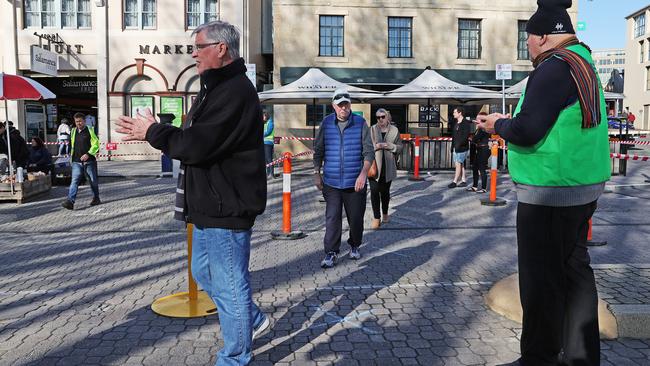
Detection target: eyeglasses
<box><xmin>376</xmin><ymin>115</ymin><xmax>387</xmax><ymax>119</ymax></box>
<box><xmin>194</xmin><ymin>42</ymin><xmax>222</xmax><ymax>50</ymax></box>
<box><xmin>332</xmin><ymin>93</ymin><xmax>350</xmax><ymax>100</ymax></box>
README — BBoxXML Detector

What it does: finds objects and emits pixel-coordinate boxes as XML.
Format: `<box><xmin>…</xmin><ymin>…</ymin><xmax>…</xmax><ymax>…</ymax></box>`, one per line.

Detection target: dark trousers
<box><xmin>264</xmin><ymin>144</ymin><xmax>274</xmax><ymax>177</ymax></box>
<box><xmin>369</xmin><ymin>178</ymin><xmax>392</xmax><ymax>219</ymax></box>
<box><xmin>517</xmin><ymin>201</ymin><xmax>600</xmax><ymax>366</ymax></box>
<box><xmin>322</xmin><ymin>184</ymin><xmax>367</xmax><ymax>254</ymax></box>
<box><xmin>472</xmin><ymin>146</ymin><xmax>489</xmax><ymax>189</ymax></box>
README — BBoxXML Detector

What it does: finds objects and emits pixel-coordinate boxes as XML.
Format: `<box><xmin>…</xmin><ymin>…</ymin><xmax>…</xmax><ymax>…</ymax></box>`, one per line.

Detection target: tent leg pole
<box><xmin>4</xmin><ymin>100</ymin><xmax>14</xmax><ymax>195</ymax></box>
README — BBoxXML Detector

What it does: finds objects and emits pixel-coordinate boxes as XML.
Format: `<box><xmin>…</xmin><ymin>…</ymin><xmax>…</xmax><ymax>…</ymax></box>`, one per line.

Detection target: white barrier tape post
<box><xmin>480</xmin><ymin>141</ymin><xmax>507</xmax><ymax>206</ymax></box>
<box><xmin>408</xmin><ymin>136</ymin><xmax>424</xmax><ymax>181</ymax></box>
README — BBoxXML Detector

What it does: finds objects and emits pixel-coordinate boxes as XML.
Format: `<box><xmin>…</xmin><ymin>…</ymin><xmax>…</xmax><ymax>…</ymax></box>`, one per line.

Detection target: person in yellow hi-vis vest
<box><xmin>61</xmin><ymin>112</ymin><xmax>100</xmax><ymax>210</ymax></box>
<box><xmin>477</xmin><ymin>1</ymin><xmax>609</xmax><ymax>365</ymax></box>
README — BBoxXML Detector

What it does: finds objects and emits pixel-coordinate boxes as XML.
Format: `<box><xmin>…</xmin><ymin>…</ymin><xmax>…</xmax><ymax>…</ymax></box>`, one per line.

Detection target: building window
<box><xmin>641</xmin><ymin>41</ymin><xmax>645</xmax><ymax>63</ymax></box>
<box><xmin>517</xmin><ymin>20</ymin><xmax>529</xmax><ymax>60</ymax></box>
<box><xmin>458</xmin><ymin>19</ymin><xmax>481</xmax><ymax>59</ymax></box>
<box><xmin>647</xmin><ymin>67</ymin><xmax>650</xmax><ymax>90</ymax></box>
<box><xmin>388</xmin><ymin>17</ymin><xmax>412</xmax><ymax>58</ymax></box>
<box><xmin>24</xmin><ymin>0</ymin><xmax>91</xmax><ymax>28</ymax></box>
<box><xmin>634</xmin><ymin>14</ymin><xmax>646</xmax><ymax>38</ymax></box>
<box><xmin>124</xmin><ymin>0</ymin><xmax>156</xmax><ymax>29</ymax></box>
<box><xmin>186</xmin><ymin>0</ymin><xmax>218</xmax><ymax>29</ymax></box>
<box><xmin>306</xmin><ymin>104</ymin><xmax>334</xmax><ymax>126</ymax></box>
<box><xmin>319</xmin><ymin>15</ymin><xmax>344</xmax><ymax>57</ymax></box>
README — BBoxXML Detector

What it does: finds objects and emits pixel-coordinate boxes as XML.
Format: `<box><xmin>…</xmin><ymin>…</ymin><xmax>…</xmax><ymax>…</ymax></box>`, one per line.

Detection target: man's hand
<box><xmin>115</xmin><ymin>108</ymin><xmax>157</xmax><ymax>141</ymax></box>
<box><xmin>476</xmin><ymin>113</ymin><xmax>510</xmax><ymax>134</ymax></box>
<box><xmin>355</xmin><ymin>171</ymin><xmax>367</xmax><ymax>192</ymax></box>
<box><xmin>314</xmin><ymin>173</ymin><xmax>323</xmax><ymax>191</ymax></box>
<box><xmin>80</xmin><ymin>154</ymin><xmax>89</xmax><ymax>162</ymax></box>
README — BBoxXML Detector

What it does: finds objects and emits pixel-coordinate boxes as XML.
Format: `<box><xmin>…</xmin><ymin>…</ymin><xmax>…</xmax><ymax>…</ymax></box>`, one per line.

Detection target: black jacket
<box><xmin>0</xmin><ymin>128</ymin><xmax>30</xmax><ymax>168</ymax></box>
<box><xmin>452</xmin><ymin>119</ymin><xmax>471</xmax><ymax>152</ymax></box>
<box><xmin>146</xmin><ymin>59</ymin><xmax>266</xmax><ymax>229</ymax></box>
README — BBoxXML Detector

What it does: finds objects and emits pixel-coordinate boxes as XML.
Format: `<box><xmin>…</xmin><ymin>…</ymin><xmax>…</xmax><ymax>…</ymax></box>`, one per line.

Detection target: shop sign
<box><xmin>131</xmin><ymin>96</ymin><xmax>154</xmax><ymax>118</ymax></box>
<box><xmin>30</xmin><ymin>46</ymin><xmax>58</xmax><ymax>77</ymax></box>
<box><xmin>418</xmin><ymin>105</ymin><xmax>441</xmax><ymax>127</ymax></box>
<box><xmin>106</xmin><ymin>143</ymin><xmax>117</xmax><ymax>151</ymax></box>
<box><xmin>160</xmin><ymin>97</ymin><xmax>184</xmax><ymax>128</ymax></box>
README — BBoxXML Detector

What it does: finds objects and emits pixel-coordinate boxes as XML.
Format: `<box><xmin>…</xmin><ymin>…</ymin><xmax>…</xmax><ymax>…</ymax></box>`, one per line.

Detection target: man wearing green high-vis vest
<box><xmin>477</xmin><ymin>1</ymin><xmax>609</xmax><ymax>365</ymax></box>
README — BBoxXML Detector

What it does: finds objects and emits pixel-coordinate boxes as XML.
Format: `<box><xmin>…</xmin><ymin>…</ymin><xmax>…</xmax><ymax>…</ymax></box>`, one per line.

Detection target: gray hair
<box><xmin>192</xmin><ymin>20</ymin><xmax>240</xmax><ymax>60</ymax></box>
<box><xmin>376</xmin><ymin>108</ymin><xmax>392</xmax><ymax>122</ymax></box>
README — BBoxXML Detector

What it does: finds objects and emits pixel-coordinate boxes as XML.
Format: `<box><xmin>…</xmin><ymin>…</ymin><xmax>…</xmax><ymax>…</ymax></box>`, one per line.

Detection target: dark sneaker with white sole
<box><xmin>61</xmin><ymin>200</ymin><xmax>74</xmax><ymax>210</ymax></box>
<box><xmin>349</xmin><ymin>247</ymin><xmax>361</xmax><ymax>260</ymax></box>
<box><xmin>321</xmin><ymin>252</ymin><xmax>338</xmax><ymax>268</ymax></box>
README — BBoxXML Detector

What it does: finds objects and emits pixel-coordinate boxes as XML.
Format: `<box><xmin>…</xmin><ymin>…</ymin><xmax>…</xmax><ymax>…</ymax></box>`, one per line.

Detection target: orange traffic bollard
<box><xmin>272</xmin><ymin>152</ymin><xmax>307</xmax><ymax>240</ymax></box>
<box><xmin>480</xmin><ymin>141</ymin><xmax>507</xmax><ymax>206</ymax></box>
<box><xmin>586</xmin><ymin>218</ymin><xmax>607</xmax><ymax>246</ymax></box>
<box><xmin>408</xmin><ymin>136</ymin><xmax>424</xmax><ymax>181</ymax></box>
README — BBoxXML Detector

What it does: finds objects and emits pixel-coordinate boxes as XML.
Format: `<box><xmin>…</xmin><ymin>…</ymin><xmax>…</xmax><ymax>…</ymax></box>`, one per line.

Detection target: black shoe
<box><xmin>447</xmin><ymin>182</ymin><xmax>457</xmax><ymax>188</ymax></box>
<box><xmin>90</xmin><ymin>197</ymin><xmax>101</xmax><ymax>206</ymax></box>
<box><xmin>61</xmin><ymin>200</ymin><xmax>74</xmax><ymax>210</ymax></box>
<box><xmin>457</xmin><ymin>181</ymin><xmax>467</xmax><ymax>187</ymax></box>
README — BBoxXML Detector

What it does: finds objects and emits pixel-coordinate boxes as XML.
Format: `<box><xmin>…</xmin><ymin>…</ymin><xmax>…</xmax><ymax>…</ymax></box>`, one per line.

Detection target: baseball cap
<box><xmin>332</xmin><ymin>88</ymin><xmax>351</xmax><ymax>105</ymax></box>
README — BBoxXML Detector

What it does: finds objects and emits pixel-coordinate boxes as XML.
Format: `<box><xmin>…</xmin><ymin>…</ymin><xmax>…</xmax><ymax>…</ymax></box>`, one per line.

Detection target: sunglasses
<box><xmin>376</xmin><ymin>115</ymin><xmax>387</xmax><ymax>119</ymax></box>
<box><xmin>333</xmin><ymin>93</ymin><xmax>350</xmax><ymax>100</ymax></box>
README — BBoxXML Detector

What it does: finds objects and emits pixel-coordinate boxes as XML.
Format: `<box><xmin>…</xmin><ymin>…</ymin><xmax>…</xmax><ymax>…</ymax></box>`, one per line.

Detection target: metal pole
<box><xmin>501</xmin><ymin>80</ymin><xmax>506</xmax><ymax>114</ymax></box>
<box><xmin>4</xmin><ymin>100</ymin><xmax>15</xmax><ymax>194</ymax></box>
<box><xmin>312</xmin><ymin>98</ymin><xmax>316</xmax><ymax>139</ymax></box>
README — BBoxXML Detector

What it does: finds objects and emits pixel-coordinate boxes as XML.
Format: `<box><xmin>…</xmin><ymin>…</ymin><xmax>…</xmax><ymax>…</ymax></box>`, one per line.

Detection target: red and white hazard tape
<box><xmin>611</xmin><ymin>140</ymin><xmax>650</xmax><ymax>146</ymax></box>
<box><xmin>279</xmin><ymin>136</ymin><xmax>316</xmax><ymax>141</ymax></box>
<box><xmin>610</xmin><ymin>153</ymin><xmax>650</xmax><ymax>161</ymax></box>
<box><xmin>265</xmin><ymin>150</ymin><xmax>315</xmax><ymax>168</ymax></box>
<box><xmin>95</xmin><ymin>153</ymin><xmax>162</xmax><ymax>159</ymax></box>
<box><xmin>42</xmin><ymin>140</ymin><xmax>149</xmax><ymax>146</ymax></box>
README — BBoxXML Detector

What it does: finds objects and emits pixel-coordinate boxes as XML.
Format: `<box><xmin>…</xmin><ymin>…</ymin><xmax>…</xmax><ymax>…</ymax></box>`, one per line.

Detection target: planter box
<box><xmin>0</xmin><ymin>174</ymin><xmax>52</xmax><ymax>204</ymax></box>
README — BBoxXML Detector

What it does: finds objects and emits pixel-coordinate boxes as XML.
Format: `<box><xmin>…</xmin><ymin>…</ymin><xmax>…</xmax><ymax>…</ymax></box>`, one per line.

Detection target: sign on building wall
<box><xmin>130</xmin><ymin>96</ymin><xmax>154</xmax><ymax>118</ymax></box>
<box><xmin>160</xmin><ymin>97</ymin><xmax>184</xmax><ymax>128</ymax></box>
<box><xmin>30</xmin><ymin>45</ymin><xmax>58</xmax><ymax>77</ymax></box>
<box><xmin>418</xmin><ymin>105</ymin><xmax>441</xmax><ymax>127</ymax></box>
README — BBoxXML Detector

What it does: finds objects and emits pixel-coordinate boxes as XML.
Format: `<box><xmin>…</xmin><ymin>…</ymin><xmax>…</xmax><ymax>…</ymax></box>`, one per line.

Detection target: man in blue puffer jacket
<box><xmin>313</xmin><ymin>88</ymin><xmax>375</xmax><ymax>268</ymax></box>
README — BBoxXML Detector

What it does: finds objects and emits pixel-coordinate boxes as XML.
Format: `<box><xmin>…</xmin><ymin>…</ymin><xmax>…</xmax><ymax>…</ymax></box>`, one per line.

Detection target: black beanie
<box><xmin>526</xmin><ymin>0</ymin><xmax>575</xmax><ymax>35</ymax></box>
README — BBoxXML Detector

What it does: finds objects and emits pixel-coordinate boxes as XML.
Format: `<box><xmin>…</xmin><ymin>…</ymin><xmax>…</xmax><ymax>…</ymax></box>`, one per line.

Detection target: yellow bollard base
<box><xmin>151</xmin><ymin>291</ymin><xmax>217</xmax><ymax>318</ymax></box>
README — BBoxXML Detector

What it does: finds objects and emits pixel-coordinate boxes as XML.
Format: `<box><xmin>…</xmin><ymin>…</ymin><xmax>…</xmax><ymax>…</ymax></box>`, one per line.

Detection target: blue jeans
<box><xmin>58</xmin><ymin>139</ymin><xmax>69</xmax><ymax>156</ymax></box>
<box><xmin>67</xmin><ymin>161</ymin><xmax>99</xmax><ymax>203</ymax></box>
<box><xmin>191</xmin><ymin>226</ymin><xmax>265</xmax><ymax>366</ymax></box>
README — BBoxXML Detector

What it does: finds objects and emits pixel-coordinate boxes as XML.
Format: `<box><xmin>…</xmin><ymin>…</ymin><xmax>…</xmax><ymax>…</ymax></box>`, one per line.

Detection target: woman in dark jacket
<box><xmin>467</xmin><ymin>112</ymin><xmax>490</xmax><ymax>193</ymax></box>
<box><xmin>27</xmin><ymin>137</ymin><xmax>53</xmax><ymax>174</ymax></box>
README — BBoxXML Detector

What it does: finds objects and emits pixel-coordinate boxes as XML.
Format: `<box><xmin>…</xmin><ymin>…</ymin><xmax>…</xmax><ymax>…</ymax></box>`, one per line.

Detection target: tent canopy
<box><xmin>505</xmin><ymin>77</ymin><xmax>624</xmax><ymax>101</ymax></box>
<box><xmin>369</xmin><ymin>69</ymin><xmax>503</xmax><ymax>105</ymax></box>
<box><xmin>258</xmin><ymin>68</ymin><xmax>381</xmax><ymax>104</ymax></box>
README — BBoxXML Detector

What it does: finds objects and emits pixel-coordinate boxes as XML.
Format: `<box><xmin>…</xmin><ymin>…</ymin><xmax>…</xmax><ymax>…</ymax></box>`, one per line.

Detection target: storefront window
<box><xmin>187</xmin><ymin>0</ymin><xmax>218</xmax><ymax>29</ymax></box>
<box><xmin>23</xmin><ymin>0</ymin><xmax>91</xmax><ymax>28</ymax></box>
<box><xmin>124</xmin><ymin>0</ymin><xmax>157</xmax><ymax>29</ymax></box>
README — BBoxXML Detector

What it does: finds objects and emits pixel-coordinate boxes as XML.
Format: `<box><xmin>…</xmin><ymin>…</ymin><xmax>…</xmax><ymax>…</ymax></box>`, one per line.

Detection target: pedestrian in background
<box><xmin>0</xmin><ymin>121</ymin><xmax>30</xmax><ymax>169</ymax></box>
<box><xmin>116</xmin><ymin>20</ymin><xmax>270</xmax><ymax>366</ymax></box>
<box><xmin>57</xmin><ymin>118</ymin><xmax>71</xmax><ymax>156</ymax></box>
<box><xmin>448</xmin><ymin>107</ymin><xmax>470</xmax><ymax>188</ymax></box>
<box><xmin>263</xmin><ymin>110</ymin><xmax>275</xmax><ymax>179</ymax></box>
<box><xmin>467</xmin><ymin>111</ymin><xmax>490</xmax><ymax>193</ymax></box>
<box><xmin>61</xmin><ymin>112</ymin><xmax>100</xmax><ymax>210</ymax></box>
<box><xmin>477</xmin><ymin>0</ymin><xmax>610</xmax><ymax>364</ymax></box>
<box><xmin>27</xmin><ymin>137</ymin><xmax>52</xmax><ymax>174</ymax></box>
<box><xmin>369</xmin><ymin>108</ymin><xmax>402</xmax><ymax>229</ymax></box>
<box><xmin>313</xmin><ymin>88</ymin><xmax>374</xmax><ymax>268</ymax></box>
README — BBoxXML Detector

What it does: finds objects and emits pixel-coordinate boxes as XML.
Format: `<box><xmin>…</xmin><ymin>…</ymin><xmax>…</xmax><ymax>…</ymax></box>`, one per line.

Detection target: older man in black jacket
<box><xmin>116</xmin><ymin>20</ymin><xmax>269</xmax><ymax>366</ymax></box>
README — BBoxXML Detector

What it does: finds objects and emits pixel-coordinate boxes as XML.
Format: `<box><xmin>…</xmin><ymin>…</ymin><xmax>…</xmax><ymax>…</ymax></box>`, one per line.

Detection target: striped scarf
<box><xmin>532</xmin><ymin>36</ymin><xmax>601</xmax><ymax>129</ymax></box>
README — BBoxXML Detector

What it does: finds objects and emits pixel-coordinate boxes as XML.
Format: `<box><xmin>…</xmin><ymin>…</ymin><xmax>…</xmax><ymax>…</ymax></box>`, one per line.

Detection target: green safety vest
<box><xmin>509</xmin><ymin>44</ymin><xmax>611</xmax><ymax>187</ymax></box>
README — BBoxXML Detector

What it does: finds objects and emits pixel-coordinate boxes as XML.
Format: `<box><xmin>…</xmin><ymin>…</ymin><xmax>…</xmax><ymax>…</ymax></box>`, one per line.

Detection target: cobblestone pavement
<box><xmin>1</xmin><ymin>158</ymin><xmax>649</xmax><ymax>365</ymax></box>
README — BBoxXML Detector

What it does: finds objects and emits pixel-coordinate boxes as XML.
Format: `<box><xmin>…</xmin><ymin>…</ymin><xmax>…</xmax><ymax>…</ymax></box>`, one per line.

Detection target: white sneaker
<box><xmin>252</xmin><ymin>315</ymin><xmax>270</xmax><ymax>340</ymax></box>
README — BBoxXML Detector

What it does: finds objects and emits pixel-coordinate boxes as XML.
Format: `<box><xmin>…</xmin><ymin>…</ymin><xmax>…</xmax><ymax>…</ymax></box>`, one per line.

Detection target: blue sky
<box><xmin>578</xmin><ymin>0</ymin><xmax>648</xmax><ymax>50</ymax></box>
